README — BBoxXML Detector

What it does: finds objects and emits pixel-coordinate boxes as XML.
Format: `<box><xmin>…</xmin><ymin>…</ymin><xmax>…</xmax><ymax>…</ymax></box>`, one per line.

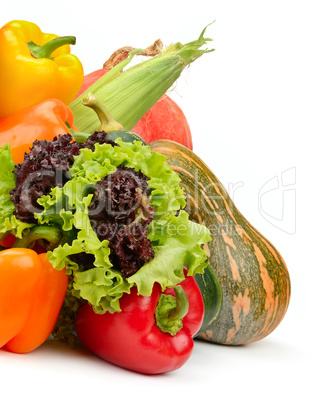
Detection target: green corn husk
<box><xmin>70</xmin><ymin>25</ymin><xmax>214</xmax><ymax>132</ymax></box>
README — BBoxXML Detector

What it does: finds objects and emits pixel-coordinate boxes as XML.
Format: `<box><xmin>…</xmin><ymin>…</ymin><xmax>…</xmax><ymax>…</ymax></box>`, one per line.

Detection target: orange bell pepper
<box><xmin>0</xmin><ymin>248</ymin><xmax>68</xmax><ymax>353</ymax></box>
<box><xmin>0</xmin><ymin>98</ymin><xmax>76</xmax><ymax>164</ymax></box>
<box><xmin>0</xmin><ymin>20</ymin><xmax>83</xmax><ymax>119</ymax></box>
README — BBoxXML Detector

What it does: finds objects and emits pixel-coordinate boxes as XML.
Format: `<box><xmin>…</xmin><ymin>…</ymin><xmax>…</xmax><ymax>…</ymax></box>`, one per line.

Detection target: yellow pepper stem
<box><xmin>27</xmin><ymin>36</ymin><xmax>76</xmax><ymax>60</ymax></box>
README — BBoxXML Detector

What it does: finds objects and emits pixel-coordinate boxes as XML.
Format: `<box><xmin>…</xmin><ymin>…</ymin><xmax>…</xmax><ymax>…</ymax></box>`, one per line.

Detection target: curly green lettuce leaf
<box><xmin>0</xmin><ymin>144</ymin><xmax>34</xmax><ymax>240</ymax></box>
<box><xmin>129</xmin><ymin>211</ymin><xmax>211</xmax><ymax>295</ymax></box>
<box><xmin>73</xmin><ymin>267</ymin><xmax>132</xmax><ymax>313</ymax></box>
<box><xmin>0</xmin><ymin>144</ymin><xmax>16</xmax><ymax>235</ymax></box>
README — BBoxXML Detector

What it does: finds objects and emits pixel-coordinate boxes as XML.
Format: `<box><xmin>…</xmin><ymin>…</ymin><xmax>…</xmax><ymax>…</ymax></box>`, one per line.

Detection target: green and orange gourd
<box><xmin>149</xmin><ymin>139</ymin><xmax>291</xmax><ymax>346</ymax></box>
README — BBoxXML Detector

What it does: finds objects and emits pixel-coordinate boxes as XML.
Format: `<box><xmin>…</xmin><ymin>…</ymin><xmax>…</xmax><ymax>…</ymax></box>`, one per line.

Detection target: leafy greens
<box><xmin>35</xmin><ymin>139</ymin><xmax>211</xmax><ymax>313</ymax></box>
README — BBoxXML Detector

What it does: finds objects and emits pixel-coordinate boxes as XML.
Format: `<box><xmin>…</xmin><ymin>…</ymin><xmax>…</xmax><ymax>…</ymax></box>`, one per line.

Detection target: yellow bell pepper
<box><xmin>0</xmin><ymin>20</ymin><xmax>84</xmax><ymax>119</ymax></box>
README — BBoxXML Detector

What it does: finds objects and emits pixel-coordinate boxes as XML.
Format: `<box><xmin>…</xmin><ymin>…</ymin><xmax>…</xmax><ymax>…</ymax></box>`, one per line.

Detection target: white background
<box><xmin>1</xmin><ymin>1</ymin><xmax>316</xmax><ymax>401</ymax></box>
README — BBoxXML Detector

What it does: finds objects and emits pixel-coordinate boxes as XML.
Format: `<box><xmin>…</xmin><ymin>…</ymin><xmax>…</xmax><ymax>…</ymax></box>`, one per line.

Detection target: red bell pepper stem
<box><xmin>155</xmin><ymin>285</ymin><xmax>189</xmax><ymax>336</ymax></box>
<box><xmin>27</xmin><ymin>36</ymin><xmax>76</xmax><ymax>60</ymax></box>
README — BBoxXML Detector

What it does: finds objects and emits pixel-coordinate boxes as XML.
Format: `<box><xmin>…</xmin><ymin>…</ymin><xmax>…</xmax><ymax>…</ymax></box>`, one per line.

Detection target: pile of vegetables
<box><xmin>0</xmin><ymin>19</ymin><xmax>291</xmax><ymax>375</ymax></box>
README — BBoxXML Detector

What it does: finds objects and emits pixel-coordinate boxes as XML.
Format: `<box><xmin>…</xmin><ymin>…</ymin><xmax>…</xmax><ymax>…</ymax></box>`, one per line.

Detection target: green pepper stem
<box><xmin>155</xmin><ymin>285</ymin><xmax>189</xmax><ymax>336</ymax></box>
<box><xmin>168</xmin><ymin>285</ymin><xmax>189</xmax><ymax>321</ymax></box>
<box><xmin>82</xmin><ymin>93</ymin><xmax>124</xmax><ymax>133</ymax></box>
<box><xmin>69</xmin><ymin>128</ymin><xmax>90</xmax><ymax>143</ymax></box>
<box><xmin>12</xmin><ymin>226</ymin><xmax>62</xmax><ymax>250</ymax></box>
<box><xmin>27</xmin><ymin>36</ymin><xmax>76</xmax><ymax>60</ymax></box>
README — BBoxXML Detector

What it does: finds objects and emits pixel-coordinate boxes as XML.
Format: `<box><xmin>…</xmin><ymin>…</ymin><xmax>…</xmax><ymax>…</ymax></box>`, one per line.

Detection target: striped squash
<box><xmin>150</xmin><ymin>139</ymin><xmax>291</xmax><ymax>345</ymax></box>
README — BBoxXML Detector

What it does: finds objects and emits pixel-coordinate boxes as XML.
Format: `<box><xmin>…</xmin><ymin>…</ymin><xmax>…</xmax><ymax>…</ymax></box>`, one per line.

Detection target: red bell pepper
<box><xmin>75</xmin><ymin>273</ymin><xmax>204</xmax><ymax>374</ymax></box>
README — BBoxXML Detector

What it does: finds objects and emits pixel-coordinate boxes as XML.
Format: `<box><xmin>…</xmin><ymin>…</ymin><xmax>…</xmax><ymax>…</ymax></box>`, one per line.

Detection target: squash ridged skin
<box><xmin>149</xmin><ymin>139</ymin><xmax>291</xmax><ymax>345</ymax></box>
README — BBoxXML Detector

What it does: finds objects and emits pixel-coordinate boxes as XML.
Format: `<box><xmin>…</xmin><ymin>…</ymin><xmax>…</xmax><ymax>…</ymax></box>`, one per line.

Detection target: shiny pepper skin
<box><xmin>0</xmin><ymin>98</ymin><xmax>77</xmax><ymax>164</ymax></box>
<box><xmin>0</xmin><ymin>248</ymin><xmax>68</xmax><ymax>353</ymax></box>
